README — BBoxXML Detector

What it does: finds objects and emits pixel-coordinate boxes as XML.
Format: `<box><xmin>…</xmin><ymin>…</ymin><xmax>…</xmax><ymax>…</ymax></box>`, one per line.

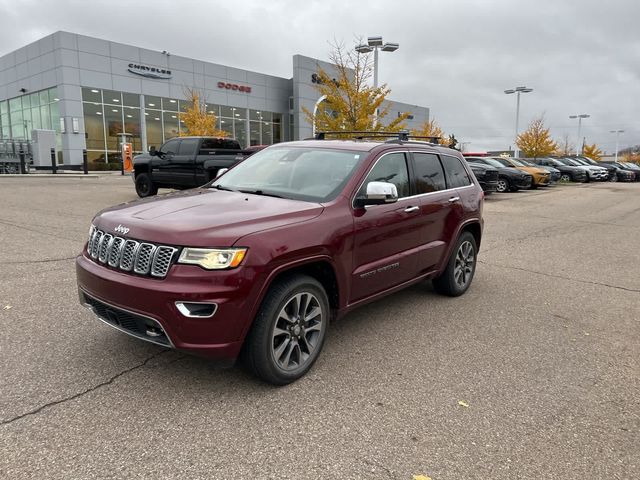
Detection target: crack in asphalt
<box><xmin>0</xmin><ymin>256</ymin><xmax>76</xmax><ymax>265</ymax></box>
<box><xmin>0</xmin><ymin>218</ymin><xmax>80</xmax><ymax>242</ymax></box>
<box><xmin>478</xmin><ymin>260</ymin><xmax>640</xmax><ymax>293</ymax></box>
<box><xmin>0</xmin><ymin>349</ymin><xmax>171</xmax><ymax>427</ymax></box>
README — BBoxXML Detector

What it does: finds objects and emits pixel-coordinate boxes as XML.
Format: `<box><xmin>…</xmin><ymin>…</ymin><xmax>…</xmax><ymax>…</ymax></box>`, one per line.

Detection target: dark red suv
<box><xmin>77</xmin><ymin>136</ymin><xmax>484</xmax><ymax>384</ymax></box>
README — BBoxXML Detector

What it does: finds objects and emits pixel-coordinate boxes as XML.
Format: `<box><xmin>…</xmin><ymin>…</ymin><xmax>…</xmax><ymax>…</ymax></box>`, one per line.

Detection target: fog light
<box><xmin>175</xmin><ymin>302</ymin><xmax>217</xmax><ymax>318</ymax></box>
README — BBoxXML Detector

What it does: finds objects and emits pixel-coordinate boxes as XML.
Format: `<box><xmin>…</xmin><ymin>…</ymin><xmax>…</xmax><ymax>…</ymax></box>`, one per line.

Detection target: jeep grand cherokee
<box><xmin>77</xmin><ymin>136</ymin><xmax>483</xmax><ymax>384</ymax></box>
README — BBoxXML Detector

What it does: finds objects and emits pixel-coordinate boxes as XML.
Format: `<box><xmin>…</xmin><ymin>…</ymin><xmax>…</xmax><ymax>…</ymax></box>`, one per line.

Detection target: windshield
<box><xmin>563</xmin><ymin>159</ymin><xmax>580</xmax><ymax>166</ymax></box>
<box><xmin>518</xmin><ymin>160</ymin><xmax>535</xmax><ymax>167</ymax></box>
<box><xmin>581</xmin><ymin>158</ymin><xmax>596</xmax><ymax>165</ymax></box>
<box><xmin>213</xmin><ymin>146</ymin><xmax>365</xmax><ymax>202</ymax></box>
<box><xmin>573</xmin><ymin>158</ymin><xmax>588</xmax><ymax>165</ymax></box>
<box><xmin>484</xmin><ymin>158</ymin><xmax>507</xmax><ymax>168</ymax></box>
<box><xmin>507</xmin><ymin>158</ymin><xmax>526</xmax><ymax>167</ymax></box>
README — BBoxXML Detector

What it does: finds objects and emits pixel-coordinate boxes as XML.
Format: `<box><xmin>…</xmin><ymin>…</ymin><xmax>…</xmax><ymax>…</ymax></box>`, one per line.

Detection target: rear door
<box><xmin>410</xmin><ymin>151</ymin><xmax>456</xmax><ymax>272</ymax></box>
<box><xmin>350</xmin><ymin>151</ymin><xmax>424</xmax><ymax>302</ymax></box>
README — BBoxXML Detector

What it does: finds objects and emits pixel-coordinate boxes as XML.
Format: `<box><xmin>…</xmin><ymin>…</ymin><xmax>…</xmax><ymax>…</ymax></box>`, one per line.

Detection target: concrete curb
<box><xmin>1</xmin><ymin>172</ymin><xmax>131</xmax><ymax>178</ymax></box>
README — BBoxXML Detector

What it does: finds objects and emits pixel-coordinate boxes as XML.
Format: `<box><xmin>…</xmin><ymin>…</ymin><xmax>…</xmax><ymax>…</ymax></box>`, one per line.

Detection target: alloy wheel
<box><xmin>454</xmin><ymin>241</ymin><xmax>475</xmax><ymax>288</ymax></box>
<box><xmin>560</xmin><ymin>174</ymin><xmax>571</xmax><ymax>182</ymax></box>
<box><xmin>496</xmin><ymin>179</ymin><xmax>508</xmax><ymax>192</ymax></box>
<box><xmin>271</xmin><ymin>292</ymin><xmax>323</xmax><ymax>371</ymax></box>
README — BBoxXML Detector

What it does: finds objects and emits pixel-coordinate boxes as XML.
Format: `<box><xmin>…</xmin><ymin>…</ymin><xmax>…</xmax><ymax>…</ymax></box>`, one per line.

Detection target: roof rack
<box><xmin>314</xmin><ymin>131</ymin><xmax>441</xmax><ymax>144</ymax></box>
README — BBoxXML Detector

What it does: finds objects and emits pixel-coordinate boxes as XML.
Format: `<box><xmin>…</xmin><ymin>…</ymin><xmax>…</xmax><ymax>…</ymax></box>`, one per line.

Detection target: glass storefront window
<box><xmin>273</xmin><ymin>114</ymin><xmax>282</xmax><ymax>143</ymax></box>
<box><xmin>30</xmin><ymin>93</ymin><xmax>40</xmax><ymax>108</ymax></box>
<box><xmin>162</xmin><ymin>98</ymin><xmax>179</xmax><ymax>111</ymax></box>
<box><xmin>145</xmin><ymin>95</ymin><xmax>161</xmax><ymax>109</ymax></box>
<box><xmin>83</xmin><ymin>102</ymin><xmax>105</xmax><ymax>150</ymax></box>
<box><xmin>39</xmin><ymin>90</ymin><xmax>51</xmax><ymax>105</ymax></box>
<box><xmin>123</xmin><ymin>107</ymin><xmax>142</xmax><ymax>151</ymax></box>
<box><xmin>103</xmin><ymin>90</ymin><xmax>122</xmax><ymax>105</ymax></box>
<box><xmin>179</xmin><ymin>99</ymin><xmax>191</xmax><ymax>113</ymax></box>
<box><xmin>221</xmin><ymin>106</ymin><xmax>235</xmax><ymax>118</ymax></box>
<box><xmin>205</xmin><ymin>104</ymin><xmax>220</xmax><ymax>116</ymax></box>
<box><xmin>249</xmin><ymin>121</ymin><xmax>260</xmax><ymax>146</ymax></box>
<box><xmin>40</xmin><ymin>105</ymin><xmax>52</xmax><ymax>130</ymax></box>
<box><xmin>234</xmin><ymin>119</ymin><xmax>246</xmax><ymax>147</ymax></box>
<box><xmin>10</xmin><ymin>110</ymin><xmax>24</xmax><ymax>139</ymax></box>
<box><xmin>105</xmin><ymin>106</ymin><xmax>123</xmax><ymax>150</ymax></box>
<box><xmin>260</xmin><ymin>111</ymin><xmax>273</xmax><ymax>123</ymax></box>
<box><xmin>261</xmin><ymin>121</ymin><xmax>272</xmax><ymax>145</ymax></box>
<box><xmin>145</xmin><ymin>114</ymin><xmax>163</xmax><ymax>149</ymax></box>
<box><xmin>82</xmin><ymin>87</ymin><xmax>102</xmax><ymax>103</ymax></box>
<box><xmin>162</xmin><ymin>111</ymin><xmax>179</xmax><ymax>140</ymax></box>
<box><xmin>0</xmin><ymin>100</ymin><xmax>6</xmax><ymax>115</ymax></box>
<box><xmin>220</xmin><ymin>118</ymin><xmax>233</xmax><ymax>138</ymax></box>
<box><xmin>122</xmin><ymin>93</ymin><xmax>139</xmax><ymax>108</ymax></box>
<box><xmin>9</xmin><ymin>98</ymin><xmax>22</xmax><ymax>112</ymax></box>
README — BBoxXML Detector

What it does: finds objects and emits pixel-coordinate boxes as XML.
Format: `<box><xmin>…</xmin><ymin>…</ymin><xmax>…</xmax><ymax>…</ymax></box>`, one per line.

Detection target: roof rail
<box><xmin>314</xmin><ymin>131</ymin><xmax>442</xmax><ymax>144</ymax></box>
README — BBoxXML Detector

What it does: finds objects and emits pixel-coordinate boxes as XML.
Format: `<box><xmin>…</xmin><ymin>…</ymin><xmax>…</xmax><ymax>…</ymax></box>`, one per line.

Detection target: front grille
<box><xmin>82</xmin><ymin>291</ymin><xmax>172</xmax><ymax>347</ymax></box>
<box><xmin>87</xmin><ymin>226</ymin><xmax>178</xmax><ymax>278</ymax></box>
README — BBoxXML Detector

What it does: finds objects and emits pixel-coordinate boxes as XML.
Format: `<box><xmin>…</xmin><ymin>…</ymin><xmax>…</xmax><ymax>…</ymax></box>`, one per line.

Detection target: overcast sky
<box><xmin>1</xmin><ymin>0</ymin><xmax>638</xmax><ymax>153</ymax></box>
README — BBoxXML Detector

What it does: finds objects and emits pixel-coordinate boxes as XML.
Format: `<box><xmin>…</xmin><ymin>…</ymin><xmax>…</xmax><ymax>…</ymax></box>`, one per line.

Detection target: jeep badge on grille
<box><xmin>114</xmin><ymin>224</ymin><xmax>130</xmax><ymax>235</ymax></box>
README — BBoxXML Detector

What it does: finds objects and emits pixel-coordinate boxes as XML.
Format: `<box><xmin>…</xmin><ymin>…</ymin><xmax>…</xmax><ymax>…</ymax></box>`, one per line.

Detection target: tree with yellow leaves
<box><xmin>582</xmin><ymin>142</ymin><xmax>603</xmax><ymax>161</ymax></box>
<box><xmin>179</xmin><ymin>87</ymin><xmax>227</xmax><ymax>137</ymax></box>
<box><xmin>303</xmin><ymin>42</ymin><xmax>410</xmax><ymax>137</ymax></box>
<box><xmin>516</xmin><ymin>116</ymin><xmax>558</xmax><ymax>158</ymax></box>
<box><xmin>411</xmin><ymin>118</ymin><xmax>446</xmax><ymax>143</ymax></box>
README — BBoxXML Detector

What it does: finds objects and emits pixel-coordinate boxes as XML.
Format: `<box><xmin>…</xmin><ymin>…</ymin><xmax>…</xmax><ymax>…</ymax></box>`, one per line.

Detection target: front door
<box><xmin>350</xmin><ymin>152</ymin><xmax>424</xmax><ymax>302</ymax></box>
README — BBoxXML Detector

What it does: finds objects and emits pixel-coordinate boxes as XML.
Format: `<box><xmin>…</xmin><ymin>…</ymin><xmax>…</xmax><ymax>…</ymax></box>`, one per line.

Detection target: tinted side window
<box><xmin>200</xmin><ymin>138</ymin><xmax>224</xmax><ymax>149</ymax></box>
<box><xmin>441</xmin><ymin>155</ymin><xmax>471</xmax><ymax>188</ymax></box>
<box><xmin>359</xmin><ymin>152</ymin><xmax>410</xmax><ymax>198</ymax></box>
<box><xmin>413</xmin><ymin>153</ymin><xmax>446</xmax><ymax>193</ymax></box>
<box><xmin>159</xmin><ymin>139</ymin><xmax>179</xmax><ymax>155</ymax></box>
<box><xmin>178</xmin><ymin>138</ymin><xmax>199</xmax><ymax>156</ymax></box>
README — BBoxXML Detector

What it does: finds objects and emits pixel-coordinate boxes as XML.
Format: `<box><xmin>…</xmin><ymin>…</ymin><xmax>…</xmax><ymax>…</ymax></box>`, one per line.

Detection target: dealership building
<box><xmin>0</xmin><ymin>31</ymin><xmax>429</xmax><ymax>167</ymax></box>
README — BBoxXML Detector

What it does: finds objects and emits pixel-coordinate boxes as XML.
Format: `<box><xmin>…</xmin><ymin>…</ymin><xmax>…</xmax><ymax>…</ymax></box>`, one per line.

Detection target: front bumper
<box><xmin>514</xmin><ymin>176</ymin><xmax>533</xmax><ymax>189</ymax></box>
<box><xmin>479</xmin><ymin>179</ymin><xmax>499</xmax><ymax>192</ymax></box>
<box><xmin>76</xmin><ymin>253</ymin><xmax>264</xmax><ymax>360</ymax></box>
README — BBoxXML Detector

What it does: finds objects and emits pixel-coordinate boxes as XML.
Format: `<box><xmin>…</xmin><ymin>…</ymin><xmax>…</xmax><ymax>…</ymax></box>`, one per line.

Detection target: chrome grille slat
<box><xmin>108</xmin><ymin>237</ymin><xmax>125</xmax><ymax>267</ymax></box>
<box><xmin>98</xmin><ymin>234</ymin><xmax>113</xmax><ymax>263</ymax></box>
<box><xmin>120</xmin><ymin>240</ymin><xmax>139</xmax><ymax>271</ymax></box>
<box><xmin>134</xmin><ymin>243</ymin><xmax>156</xmax><ymax>275</ymax></box>
<box><xmin>87</xmin><ymin>228</ymin><xmax>177</xmax><ymax>278</ymax></box>
<box><xmin>151</xmin><ymin>247</ymin><xmax>178</xmax><ymax>278</ymax></box>
<box><xmin>90</xmin><ymin>231</ymin><xmax>104</xmax><ymax>259</ymax></box>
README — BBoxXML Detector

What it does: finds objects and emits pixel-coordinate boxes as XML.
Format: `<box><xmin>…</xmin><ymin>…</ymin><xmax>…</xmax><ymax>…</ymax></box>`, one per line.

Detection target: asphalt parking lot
<box><xmin>1</xmin><ymin>177</ymin><xmax>638</xmax><ymax>479</ymax></box>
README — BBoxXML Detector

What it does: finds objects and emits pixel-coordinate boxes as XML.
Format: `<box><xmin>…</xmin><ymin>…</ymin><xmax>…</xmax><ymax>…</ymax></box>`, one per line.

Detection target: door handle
<box><xmin>448</xmin><ymin>196</ymin><xmax>460</xmax><ymax>203</ymax></box>
<box><xmin>404</xmin><ymin>206</ymin><xmax>420</xmax><ymax>213</ymax></box>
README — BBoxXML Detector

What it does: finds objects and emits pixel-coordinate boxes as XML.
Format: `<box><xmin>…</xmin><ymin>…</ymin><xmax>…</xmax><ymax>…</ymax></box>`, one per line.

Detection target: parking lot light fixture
<box><xmin>610</xmin><ymin>129</ymin><xmax>624</xmax><ymax>161</ymax></box>
<box><xmin>505</xmin><ymin>86</ymin><xmax>533</xmax><ymax>157</ymax></box>
<box><xmin>569</xmin><ymin>114</ymin><xmax>590</xmax><ymax>155</ymax></box>
<box><xmin>356</xmin><ymin>36</ymin><xmax>400</xmax><ymax>90</ymax></box>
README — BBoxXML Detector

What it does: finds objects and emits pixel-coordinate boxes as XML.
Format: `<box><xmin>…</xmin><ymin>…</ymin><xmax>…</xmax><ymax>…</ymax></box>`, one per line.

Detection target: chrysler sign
<box><xmin>128</xmin><ymin>63</ymin><xmax>172</xmax><ymax>79</ymax></box>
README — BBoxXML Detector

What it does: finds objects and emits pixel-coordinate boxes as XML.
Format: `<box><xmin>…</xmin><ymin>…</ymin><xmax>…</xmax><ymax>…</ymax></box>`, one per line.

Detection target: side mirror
<box><xmin>148</xmin><ymin>146</ymin><xmax>157</xmax><ymax>156</ymax></box>
<box><xmin>356</xmin><ymin>181</ymin><xmax>398</xmax><ymax>207</ymax></box>
<box><xmin>216</xmin><ymin>168</ymin><xmax>229</xmax><ymax>178</ymax></box>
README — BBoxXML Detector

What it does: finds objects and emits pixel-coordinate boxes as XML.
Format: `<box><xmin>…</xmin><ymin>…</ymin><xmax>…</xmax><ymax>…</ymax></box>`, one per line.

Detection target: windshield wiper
<box><xmin>212</xmin><ymin>184</ymin><xmax>241</xmax><ymax>193</ymax></box>
<box><xmin>239</xmin><ymin>189</ymin><xmax>283</xmax><ymax>198</ymax></box>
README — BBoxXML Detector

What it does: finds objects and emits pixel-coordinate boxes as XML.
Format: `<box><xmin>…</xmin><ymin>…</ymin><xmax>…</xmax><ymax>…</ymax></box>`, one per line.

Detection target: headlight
<box><xmin>178</xmin><ymin>248</ymin><xmax>247</xmax><ymax>270</ymax></box>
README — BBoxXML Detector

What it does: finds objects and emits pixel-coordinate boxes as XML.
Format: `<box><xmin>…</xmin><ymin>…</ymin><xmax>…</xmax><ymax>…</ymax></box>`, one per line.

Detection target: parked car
<box><xmin>555</xmin><ymin>157</ymin><xmax>607</xmax><ymax>182</ymax></box>
<box><xmin>598</xmin><ymin>161</ymin><xmax>637</xmax><ymax>182</ymax></box>
<box><xmin>465</xmin><ymin>156</ymin><xmax>533</xmax><ymax>192</ymax></box>
<box><xmin>518</xmin><ymin>159</ymin><xmax>561</xmax><ymax>184</ymax></box>
<box><xmin>619</xmin><ymin>162</ymin><xmax>640</xmax><ymax>180</ymax></box>
<box><xmin>133</xmin><ymin>137</ymin><xmax>257</xmax><ymax>198</ymax></box>
<box><xmin>576</xmin><ymin>156</ymin><xmax>618</xmax><ymax>181</ymax></box>
<box><xmin>468</xmin><ymin>162</ymin><xmax>499</xmax><ymax>193</ymax></box>
<box><xmin>529</xmin><ymin>157</ymin><xmax>588</xmax><ymax>183</ymax></box>
<box><xmin>570</xmin><ymin>157</ymin><xmax>609</xmax><ymax>181</ymax></box>
<box><xmin>489</xmin><ymin>157</ymin><xmax>550</xmax><ymax>188</ymax></box>
<box><xmin>77</xmin><ymin>136</ymin><xmax>484</xmax><ymax>384</ymax></box>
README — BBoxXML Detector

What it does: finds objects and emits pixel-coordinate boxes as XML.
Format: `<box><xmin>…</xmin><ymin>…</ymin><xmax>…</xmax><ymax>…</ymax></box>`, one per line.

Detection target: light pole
<box><xmin>356</xmin><ymin>36</ymin><xmax>399</xmax><ymax>124</ymax></box>
<box><xmin>504</xmin><ymin>86</ymin><xmax>533</xmax><ymax>157</ymax></box>
<box><xmin>569</xmin><ymin>114</ymin><xmax>590</xmax><ymax>155</ymax></box>
<box><xmin>355</xmin><ymin>36</ymin><xmax>399</xmax><ymax>90</ymax></box>
<box><xmin>610</xmin><ymin>129</ymin><xmax>624</xmax><ymax>161</ymax></box>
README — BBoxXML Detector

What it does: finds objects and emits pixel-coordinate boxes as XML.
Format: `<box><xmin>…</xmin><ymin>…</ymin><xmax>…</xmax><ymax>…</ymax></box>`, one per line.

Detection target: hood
<box><xmin>93</xmin><ymin>188</ymin><xmax>324</xmax><ymax>247</ymax></box>
<box><xmin>516</xmin><ymin>166</ymin><xmax>548</xmax><ymax>176</ymax></box>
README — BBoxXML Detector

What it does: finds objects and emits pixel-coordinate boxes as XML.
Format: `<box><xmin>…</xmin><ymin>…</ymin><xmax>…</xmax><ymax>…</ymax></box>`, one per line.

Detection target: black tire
<box><xmin>610</xmin><ymin>174</ymin><xmax>617</xmax><ymax>182</ymax></box>
<box><xmin>432</xmin><ymin>231</ymin><xmax>477</xmax><ymax>297</ymax></box>
<box><xmin>135</xmin><ymin>172</ymin><xmax>158</xmax><ymax>198</ymax></box>
<box><xmin>496</xmin><ymin>177</ymin><xmax>511</xmax><ymax>193</ymax></box>
<box><xmin>243</xmin><ymin>274</ymin><xmax>330</xmax><ymax>385</ymax></box>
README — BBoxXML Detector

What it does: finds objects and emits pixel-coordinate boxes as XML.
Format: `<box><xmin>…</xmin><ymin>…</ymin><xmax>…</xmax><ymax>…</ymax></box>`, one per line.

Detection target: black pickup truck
<box><xmin>132</xmin><ymin>136</ymin><xmax>257</xmax><ymax>197</ymax></box>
